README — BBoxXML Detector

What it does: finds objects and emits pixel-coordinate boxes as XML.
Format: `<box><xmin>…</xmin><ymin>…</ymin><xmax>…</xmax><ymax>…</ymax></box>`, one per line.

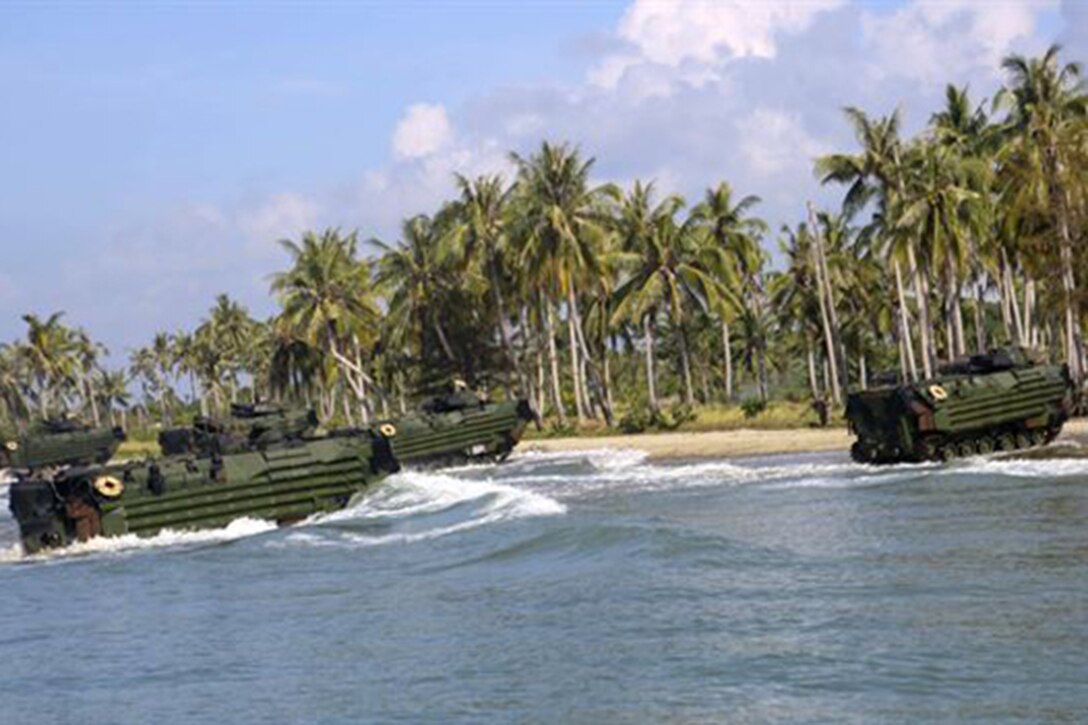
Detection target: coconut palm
<box><xmin>997</xmin><ymin>44</ymin><xmax>1088</xmax><ymax>381</ymax></box>
<box><xmin>510</xmin><ymin>141</ymin><xmax>617</xmax><ymax>423</ymax></box>
<box><xmin>690</xmin><ymin>182</ymin><xmax>766</xmax><ymax>400</ymax></box>
<box><xmin>273</xmin><ymin>228</ymin><xmax>381</xmax><ymax>420</ymax></box>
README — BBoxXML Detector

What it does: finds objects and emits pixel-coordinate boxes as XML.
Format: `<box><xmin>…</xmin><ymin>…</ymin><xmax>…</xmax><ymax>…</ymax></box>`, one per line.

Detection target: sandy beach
<box><xmin>525</xmin><ymin>418</ymin><xmax>1088</xmax><ymax>461</ymax></box>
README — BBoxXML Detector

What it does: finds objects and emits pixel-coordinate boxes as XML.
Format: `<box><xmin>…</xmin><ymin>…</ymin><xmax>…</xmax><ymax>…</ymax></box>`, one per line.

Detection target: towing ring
<box><xmin>928</xmin><ymin>384</ymin><xmax>949</xmax><ymax>401</ymax></box>
<box><xmin>93</xmin><ymin>475</ymin><xmax>125</xmax><ymax>499</ymax></box>
<box><xmin>379</xmin><ymin>423</ymin><xmax>397</xmax><ymax>438</ymax></box>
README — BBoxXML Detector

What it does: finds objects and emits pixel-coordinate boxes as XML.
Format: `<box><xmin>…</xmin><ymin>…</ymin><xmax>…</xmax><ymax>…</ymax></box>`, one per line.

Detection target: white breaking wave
<box><xmin>507</xmin><ymin>447</ymin><xmax>649</xmax><ymax>472</ymax></box>
<box><xmin>946</xmin><ymin>455</ymin><xmax>1088</xmax><ymax>479</ymax></box>
<box><xmin>0</xmin><ymin>517</ymin><xmax>277</xmax><ymax>565</ymax></box>
<box><xmin>268</xmin><ymin>469</ymin><xmax>566</xmax><ymax>550</ymax></box>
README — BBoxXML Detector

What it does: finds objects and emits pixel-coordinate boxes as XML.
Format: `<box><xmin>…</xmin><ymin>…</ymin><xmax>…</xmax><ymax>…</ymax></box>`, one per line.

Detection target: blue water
<box><xmin>3</xmin><ymin>449</ymin><xmax>1088</xmax><ymax>723</ymax></box>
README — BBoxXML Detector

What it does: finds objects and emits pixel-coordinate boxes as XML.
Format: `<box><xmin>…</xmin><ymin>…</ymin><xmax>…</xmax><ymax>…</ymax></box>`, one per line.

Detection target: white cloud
<box><xmin>237</xmin><ymin>192</ymin><xmax>320</xmax><ymax>253</ymax></box>
<box><xmin>392</xmin><ymin>103</ymin><xmax>454</xmax><ymax>159</ymax></box>
<box><xmin>616</xmin><ymin>0</ymin><xmax>845</xmax><ymax>65</ymax></box>
<box><xmin>590</xmin><ymin>0</ymin><xmax>845</xmax><ymax>90</ymax></box>
<box><xmin>736</xmin><ymin>108</ymin><xmax>830</xmax><ymax>178</ymax></box>
<box><xmin>861</xmin><ymin>0</ymin><xmax>1056</xmax><ymax>84</ymax></box>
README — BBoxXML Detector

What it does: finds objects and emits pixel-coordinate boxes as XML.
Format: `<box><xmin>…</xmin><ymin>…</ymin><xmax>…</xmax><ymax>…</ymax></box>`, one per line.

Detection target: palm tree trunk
<box><xmin>908</xmin><ymin>242</ymin><xmax>934</xmax><ymax>378</ymax></box>
<box><xmin>544</xmin><ymin>299</ymin><xmax>566</xmax><ymax>425</ymax></box>
<box><xmin>947</xmin><ymin>255</ymin><xmax>966</xmax><ymax>357</ymax></box>
<box><xmin>806</xmin><ymin>332</ymin><xmax>820</xmax><ymax>399</ymax></box>
<box><xmin>894</xmin><ymin>260</ymin><xmax>918</xmax><ymax>381</ymax></box>
<box><xmin>603</xmin><ymin>335</ymin><xmax>615</xmax><ymax>416</ymax></box>
<box><xmin>566</xmin><ymin>286</ymin><xmax>587</xmax><ymax>423</ymax></box>
<box><xmin>997</xmin><ymin>249</ymin><xmax>1012</xmax><ymax>343</ymax></box>
<box><xmin>1051</xmin><ymin>161</ymin><xmax>1085</xmax><ymax>382</ymax></box>
<box><xmin>432</xmin><ymin>318</ymin><xmax>456</xmax><ymax>363</ymax></box>
<box><xmin>1023</xmin><ymin>277</ymin><xmax>1036</xmax><ymax>347</ymax></box>
<box><xmin>974</xmin><ymin>280</ymin><xmax>987</xmax><ymax>353</ymax></box>
<box><xmin>570</xmin><ymin>302</ymin><xmax>614</xmax><ymax>426</ymax></box>
<box><xmin>720</xmin><ymin>319</ymin><xmax>734</xmax><ymax>402</ymax></box>
<box><xmin>676</xmin><ymin>320</ymin><xmax>695</xmax><ymax>406</ymax></box>
<box><xmin>535</xmin><ymin>343</ymin><xmax>546</xmax><ymax>417</ymax></box>
<box><xmin>811</xmin><ymin>229</ymin><xmax>841</xmax><ymax>405</ymax></box>
<box><xmin>756</xmin><ymin>339</ymin><xmax>769</xmax><ymax>402</ymax></box>
<box><xmin>644</xmin><ymin>310</ymin><xmax>658</xmax><ymax>413</ymax></box>
<box><xmin>84</xmin><ymin>374</ymin><xmax>101</xmax><ymax>427</ymax></box>
<box><xmin>488</xmin><ymin>256</ymin><xmax>521</xmax><ymax>394</ymax></box>
<box><xmin>1005</xmin><ymin>257</ymin><xmax>1025</xmax><ymax>346</ymax></box>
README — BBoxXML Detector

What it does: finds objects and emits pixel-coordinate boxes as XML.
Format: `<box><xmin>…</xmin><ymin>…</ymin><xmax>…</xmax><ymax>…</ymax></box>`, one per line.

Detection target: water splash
<box><xmin>0</xmin><ymin>517</ymin><xmax>277</xmax><ymax>565</ymax></box>
<box><xmin>272</xmin><ymin>469</ymin><xmax>566</xmax><ymax>550</ymax></box>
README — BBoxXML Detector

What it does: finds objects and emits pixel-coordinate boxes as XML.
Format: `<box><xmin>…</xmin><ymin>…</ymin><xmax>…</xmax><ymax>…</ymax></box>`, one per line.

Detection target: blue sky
<box><xmin>0</xmin><ymin>1</ymin><xmax>1082</xmax><ymax>359</ymax></box>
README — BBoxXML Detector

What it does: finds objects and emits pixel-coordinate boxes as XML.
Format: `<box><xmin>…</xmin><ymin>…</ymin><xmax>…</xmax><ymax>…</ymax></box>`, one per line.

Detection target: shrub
<box><xmin>740</xmin><ymin>397</ymin><xmax>767</xmax><ymax>419</ymax></box>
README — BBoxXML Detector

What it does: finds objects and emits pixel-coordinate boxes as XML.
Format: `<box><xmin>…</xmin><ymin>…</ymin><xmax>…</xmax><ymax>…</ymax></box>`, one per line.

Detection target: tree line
<box><xmin>2</xmin><ymin>46</ymin><xmax>1086</xmax><ymax>434</ymax></box>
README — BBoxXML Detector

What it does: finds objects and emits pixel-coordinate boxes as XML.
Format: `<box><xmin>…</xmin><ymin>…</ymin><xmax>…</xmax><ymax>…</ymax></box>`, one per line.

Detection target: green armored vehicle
<box><xmin>845</xmin><ymin>348</ymin><xmax>1075</xmax><ymax>464</ymax></box>
<box><xmin>5</xmin><ymin>417</ymin><xmax>397</xmax><ymax>554</ymax></box>
<box><xmin>376</xmin><ymin>387</ymin><xmax>535</xmax><ymax>466</ymax></box>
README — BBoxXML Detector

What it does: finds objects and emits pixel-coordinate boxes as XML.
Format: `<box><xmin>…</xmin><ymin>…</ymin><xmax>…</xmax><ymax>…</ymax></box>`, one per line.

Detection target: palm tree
<box><xmin>21</xmin><ymin>312</ymin><xmax>75</xmax><ymax>418</ymax></box>
<box><xmin>98</xmin><ymin>369</ymin><xmax>131</xmax><ymax>429</ymax></box>
<box><xmin>0</xmin><ymin>343</ymin><xmax>30</xmax><ymax>428</ymax></box>
<box><xmin>816</xmin><ymin>108</ymin><xmax>932</xmax><ymax>380</ymax></box>
<box><xmin>446</xmin><ymin>173</ymin><xmax>523</xmax><ymax>391</ymax></box>
<box><xmin>510</xmin><ymin>141</ymin><xmax>616</xmax><ymax>424</ymax></box>
<box><xmin>997</xmin><ymin>44</ymin><xmax>1087</xmax><ymax>381</ymax></box>
<box><xmin>273</xmin><ymin>228</ymin><xmax>381</xmax><ymax>421</ymax></box>
<box><xmin>373</xmin><ymin>214</ymin><xmax>458</xmax><ymax>365</ymax></box>
<box><xmin>896</xmin><ymin>140</ymin><xmax>985</xmax><ymax>362</ymax></box>
<box><xmin>931</xmin><ymin>84</ymin><xmax>999</xmax><ymax>354</ymax></box>
<box><xmin>773</xmin><ymin>223</ymin><xmax>824</xmax><ymax>400</ymax></box>
<box><xmin>691</xmin><ymin>182</ymin><xmax>765</xmax><ymax>401</ymax></box>
<box><xmin>612</xmin><ymin>186</ymin><xmax>721</xmax><ymax>407</ymax></box>
<box><xmin>72</xmin><ymin>329</ymin><xmax>106</xmax><ymax>426</ymax></box>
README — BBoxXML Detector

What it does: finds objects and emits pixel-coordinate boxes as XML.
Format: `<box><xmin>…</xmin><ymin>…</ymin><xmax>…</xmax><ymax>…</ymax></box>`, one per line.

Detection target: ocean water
<box><xmin>2</xmin><ymin>448</ymin><xmax>1088</xmax><ymax>723</ymax></box>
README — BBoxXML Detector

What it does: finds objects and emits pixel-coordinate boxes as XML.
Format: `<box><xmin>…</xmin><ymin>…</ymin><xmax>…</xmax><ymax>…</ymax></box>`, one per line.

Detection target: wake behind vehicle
<box><xmin>845</xmin><ymin>347</ymin><xmax>1075</xmax><ymax>464</ymax></box>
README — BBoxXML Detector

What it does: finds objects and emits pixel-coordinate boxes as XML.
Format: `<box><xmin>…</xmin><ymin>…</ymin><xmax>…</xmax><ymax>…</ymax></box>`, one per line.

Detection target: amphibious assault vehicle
<box><xmin>5</xmin><ymin>418</ymin><xmax>397</xmax><ymax>554</ymax></box>
<box><xmin>845</xmin><ymin>347</ymin><xmax>1076</xmax><ymax>464</ymax></box>
<box><xmin>377</xmin><ymin>390</ymin><xmax>535</xmax><ymax>467</ymax></box>
<box><xmin>4</xmin><ymin>395</ymin><xmax>535</xmax><ymax>554</ymax></box>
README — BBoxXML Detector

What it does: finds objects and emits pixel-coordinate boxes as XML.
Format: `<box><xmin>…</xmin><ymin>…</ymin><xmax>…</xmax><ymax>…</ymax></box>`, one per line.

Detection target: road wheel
<box><xmin>975</xmin><ymin>437</ymin><xmax>994</xmax><ymax>455</ymax></box>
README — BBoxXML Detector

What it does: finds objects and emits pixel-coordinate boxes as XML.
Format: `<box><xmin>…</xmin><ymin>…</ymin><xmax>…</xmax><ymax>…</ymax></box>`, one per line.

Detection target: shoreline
<box><xmin>523</xmin><ymin>419</ymin><xmax>1088</xmax><ymax>461</ymax></box>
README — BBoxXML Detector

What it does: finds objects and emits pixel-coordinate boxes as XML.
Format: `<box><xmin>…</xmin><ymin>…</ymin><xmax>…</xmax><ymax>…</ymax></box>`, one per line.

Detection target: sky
<box><xmin>1</xmin><ymin>0</ymin><xmax>1085</xmax><ymax>359</ymax></box>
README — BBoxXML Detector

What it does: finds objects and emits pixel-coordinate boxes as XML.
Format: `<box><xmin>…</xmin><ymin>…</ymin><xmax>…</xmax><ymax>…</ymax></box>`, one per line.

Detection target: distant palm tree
<box><xmin>612</xmin><ymin>187</ymin><xmax>719</xmax><ymax>406</ymax></box>
<box><xmin>272</xmin><ymin>228</ymin><xmax>380</xmax><ymax>421</ymax></box>
<box><xmin>447</xmin><ymin>173</ymin><xmax>522</xmax><ymax>390</ymax></box>
<box><xmin>21</xmin><ymin>312</ymin><xmax>75</xmax><ymax>418</ymax></box>
<box><xmin>510</xmin><ymin>141</ymin><xmax>616</xmax><ymax>423</ymax></box>
<box><xmin>691</xmin><ymin>182</ymin><xmax>765</xmax><ymax>401</ymax></box>
<box><xmin>373</xmin><ymin>215</ymin><xmax>457</xmax><ymax>364</ymax></box>
<box><xmin>997</xmin><ymin>44</ymin><xmax>1087</xmax><ymax>381</ymax></box>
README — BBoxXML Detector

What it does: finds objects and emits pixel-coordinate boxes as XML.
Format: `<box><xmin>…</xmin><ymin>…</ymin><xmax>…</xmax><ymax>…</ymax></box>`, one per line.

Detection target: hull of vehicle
<box><xmin>846</xmin><ymin>353</ymin><xmax>1074</xmax><ymax>464</ymax></box>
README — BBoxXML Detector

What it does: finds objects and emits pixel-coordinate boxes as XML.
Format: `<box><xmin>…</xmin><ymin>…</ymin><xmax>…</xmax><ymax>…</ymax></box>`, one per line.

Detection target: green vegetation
<box><xmin>1</xmin><ymin>47</ymin><xmax>1086</xmax><ymax>439</ymax></box>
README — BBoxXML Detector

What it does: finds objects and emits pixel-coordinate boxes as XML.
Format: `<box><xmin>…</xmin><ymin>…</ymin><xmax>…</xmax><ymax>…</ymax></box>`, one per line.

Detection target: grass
<box><xmin>115</xmin><ymin>439</ymin><xmax>160</xmax><ymax>460</ymax></box>
<box><xmin>522</xmin><ymin>400</ymin><xmax>845</xmax><ymax>439</ymax></box>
